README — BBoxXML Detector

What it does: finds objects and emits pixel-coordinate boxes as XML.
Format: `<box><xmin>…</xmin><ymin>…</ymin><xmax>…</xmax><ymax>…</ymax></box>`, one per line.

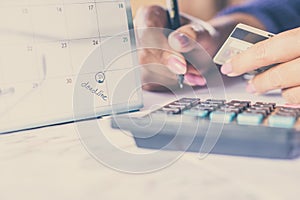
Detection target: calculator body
<box><xmin>112</xmin><ymin>98</ymin><xmax>300</xmax><ymax>159</ymax></box>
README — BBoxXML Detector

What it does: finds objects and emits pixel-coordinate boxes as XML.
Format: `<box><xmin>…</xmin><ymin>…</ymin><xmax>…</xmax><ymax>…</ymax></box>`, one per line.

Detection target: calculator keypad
<box><xmin>154</xmin><ymin>98</ymin><xmax>299</xmax><ymax>129</ymax></box>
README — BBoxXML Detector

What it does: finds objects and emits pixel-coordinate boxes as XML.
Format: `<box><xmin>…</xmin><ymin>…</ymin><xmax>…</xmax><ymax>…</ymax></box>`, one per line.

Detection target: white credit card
<box><xmin>214</xmin><ymin>23</ymin><xmax>275</xmax><ymax>76</ymax></box>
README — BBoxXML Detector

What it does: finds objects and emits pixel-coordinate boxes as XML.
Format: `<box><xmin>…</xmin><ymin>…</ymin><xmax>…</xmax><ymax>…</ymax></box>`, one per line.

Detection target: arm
<box><xmin>218</xmin><ymin>0</ymin><xmax>300</xmax><ymax>33</ymax></box>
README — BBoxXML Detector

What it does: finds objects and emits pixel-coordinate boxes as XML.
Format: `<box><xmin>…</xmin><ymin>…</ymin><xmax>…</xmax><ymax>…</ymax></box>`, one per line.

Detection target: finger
<box><xmin>134</xmin><ymin>5</ymin><xmax>169</xmax><ymax>28</ymax></box>
<box><xmin>141</xmin><ymin>63</ymin><xmax>178</xmax><ymax>92</ymax></box>
<box><xmin>134</xmin><ymin>6</ymin><xmax>170</xmax><ymax>48</ymax></box>
<box><xmin>221</xmin><ymin>27</ymin><xmax>300</xmax><ymax>76</ymax></box>
<box><xmin>282</xmin><ymin>87</ymin><xmax>300</xmax><ymax>105</ymax></box>
<box><xmin>246</xmin><ymin>57</ymin><xmax>300</xmax><ymax>94</ymax></box>
<box><xmin>184</xmin><ymin>73</ymin><xmax>207</xmax><ymax>86</ymax></box>
<box><xmin>168</xmin><ymin>24</ymin><xmax>213</xmax><ymax>53</ymax></box>
<box><xmin>182</xmin><ymin>63</ymin><xmax>207</xmax><ymax>86</ymax></box>
<box><xmin>135</xmin><ymin>6</ymin><xmax>192</xmax><ymax>78</ymax></box>
<box><xmin>138</xmin><ymin>45</ymin><xmax>187</xmax><ymax>75</ymax></box>
<box><xmin>136</xmin><ymin>25</ymin><xmax>187</xmax><ymax>75</ymax></box>
<box><xmin>166</xmin><ymin>54</ymin><xmax>187</xmax><ymax>75</ymax></box>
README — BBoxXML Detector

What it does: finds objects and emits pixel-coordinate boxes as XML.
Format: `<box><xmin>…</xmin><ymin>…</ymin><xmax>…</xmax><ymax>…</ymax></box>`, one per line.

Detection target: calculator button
<box><xmin>173</xmin><ymin>101</ymin><xmax>192</xmax><ymax>107</ymax></box>
<box><xmin>205</xmin><ymin>99</ymin><xmax>226</xmax><ymax>105</ymax></box>
<box><xmin>268</xmin><ymin>115</ymin><xmax>296</xmax><ymax>128</ymax></box>
<box><xmin>237</xmin><ymin>113</ymin><xmax>264</xmax><ymax>126</ymax></box>
<box><xmin>219</xmin><ymin>107</ymin><xmax>241</xmax><ymax>114</ymax></box>
<box><xmin>255</xmin><ymin>102</ymin><xmax>276</xmax><ymax>109</ymax></box>
<box><xmin>183</xmin><ymin>109</ymin><xmax>209</xmax><ymax>118</ymax></box>
<box><xmin>161</xmin><ymin>107</ymin><xmax>180</xmax><ymax>114</ymax></box>
<box><xmin>229</xmin><ymin>100</ymin><xmax>251</xmax><ymax>107</ymax></box>
<box><xmin>225</xmin><ymin>103</ymin><xmax>248</xmax><ymax>110</ymax></box>
<box><xmin>178</xmin><ymin>98</ymin><xmax>200</xmax><ymax>106</ymax></box>
<box><xmin>180</xmin><ymin>98</ymin><xmax>200</xmax><ymax>102</ymax></box>
<box><xmin>283</xmin><ymin>107</ymin><xmax>300</xmax><ymax>111</ymax></box>
<box><xmin>198</xmin><ymin>103</ymin><xmax>220</xmax><ymax>109</ymax></box>
<box><xmin>245</xmin><ymin>108</ymin><xmax>269</xmax><ymax>116</ymax></box>
<box><xmin>252</xmin><ymin>104</ymin><xmax>274</xmax><ymax>112</ymax></box>
<box><xmin>193</xmin><ymin>105</ymin><xmax>216</xmax><ymax>112</ymax></box>
<box><xmin>209</xmin><ymin>111</ymin><xmax>236</xmax><ymax>123</ymax></box>
<box><xmin>275</xmin><ymin>111</ymin><xmax>298</xmax><ymax>117</ymax></box>
<box><xmin>168</xmin><ymin>104</ymin><xmax>187</xmax><ymax>110</ymax></box>
<box><xmin>278</xmin><ymin>107</ymin><xmax>300</xmax><ymax>116</ymax></box>
<box><xmin>219</xmin><ymin>105</ymin><xmax>243</xmax><ymax>112</ymax></box>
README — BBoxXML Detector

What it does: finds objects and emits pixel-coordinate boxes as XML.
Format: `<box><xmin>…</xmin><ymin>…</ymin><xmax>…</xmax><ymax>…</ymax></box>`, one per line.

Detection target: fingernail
<box><xmin>221</xmin><ymin>62</ymin><xmax>233</xmax><ymax>75</ymax></box>
<box><xmin>172</xmin><ymin>32</ymin><xmax>190</xmax><ymax>48</ymax></box>
<box><xmin>185</xmin><ymin>74</ymin><xmax>207</xmax><ymax>86</ymax></box>
<box><xmin>246</xmin><ymin>83</ymin><xmax>257</xmax><ymax>94</ymax></box>
<box><xmin>168</xmin><ymin>56</ymin><xmax>186</xmax><ymax>74</ymax></box>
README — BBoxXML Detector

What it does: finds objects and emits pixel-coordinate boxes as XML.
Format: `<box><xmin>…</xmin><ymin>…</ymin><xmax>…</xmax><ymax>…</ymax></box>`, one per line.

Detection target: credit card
<box><xmin>214</xmin><ymin>23</ymin><xmax>275</xmax><ymax>76</ymax></box>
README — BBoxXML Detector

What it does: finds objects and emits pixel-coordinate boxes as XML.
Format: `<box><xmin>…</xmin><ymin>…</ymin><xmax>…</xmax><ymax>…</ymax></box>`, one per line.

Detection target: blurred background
<box><xmin>131</xmin><ymin>0</ymin><xmax>248</xmax><ymax>20</ymax></box>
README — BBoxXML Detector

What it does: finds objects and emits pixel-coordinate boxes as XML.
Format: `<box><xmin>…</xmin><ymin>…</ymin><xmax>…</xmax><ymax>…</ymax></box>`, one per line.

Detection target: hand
<box><xmin>134</xmin><ymin>6</ymin><xmax>222</xmax><ymax>91</ymax></box>
<box><xmin>221</xmin><ymin>28</ymin><xmax>300</xmax><ymax>104</ymax></box>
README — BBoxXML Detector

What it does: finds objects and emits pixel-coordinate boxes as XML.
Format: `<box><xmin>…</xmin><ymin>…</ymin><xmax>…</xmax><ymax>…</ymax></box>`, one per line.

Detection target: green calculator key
<box><xmin>268</xmin><ymin>115</ymin><xmax>296</xmax><ymax>128</ymax></box>
<box><xmin>237</xmin><ymin>113</ymin><xmax>264</xmax><ymax>125</ymax></box>
<box><xmin>183</xmin><ymin>109</ymin><xmax>209</xmax><ymax>118</ymax></box>
<box><xmin>209</xmin><ymin>111</ymin><xmax>237</xmax><ymax>123</ymax></box>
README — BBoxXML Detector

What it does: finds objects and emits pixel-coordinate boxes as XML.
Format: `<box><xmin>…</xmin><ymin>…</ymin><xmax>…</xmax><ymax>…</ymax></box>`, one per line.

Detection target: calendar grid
<box><xmin>27</xmin><ymin>0</ymin><xmax>46</xmax><ymax>120</ymax></box>
<box><xmin>62</xmin><ymin>0</ymin><xmax>75</xmax><ymax>75</ymax></box>
<box><xmin>0</xmin><ymin>0</ymin><xmax>133</xmax><ymax>83</ymax></box>
<box><xmin>92</xmin><ymin>0</ymin><xmax>110</xmax><ymax>101</ymax></box>
<box><xmin>0</xmin><ymin>0</ymin><xmax>142</xmax><ymax>133</ymax></box>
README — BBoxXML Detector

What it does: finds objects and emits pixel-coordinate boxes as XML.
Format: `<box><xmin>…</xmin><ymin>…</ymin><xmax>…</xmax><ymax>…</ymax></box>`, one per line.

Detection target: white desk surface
<box><xmin>1</xmin><ymin>77</ymin><xmax>300</xmax><ymax>200</ymax></box>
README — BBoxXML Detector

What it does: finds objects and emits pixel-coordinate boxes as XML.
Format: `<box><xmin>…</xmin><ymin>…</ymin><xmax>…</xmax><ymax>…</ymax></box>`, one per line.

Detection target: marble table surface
<box><xmin>1</xmin><ymin>78</ymin><xmax>300</xmax><ymax>200</ymax></box>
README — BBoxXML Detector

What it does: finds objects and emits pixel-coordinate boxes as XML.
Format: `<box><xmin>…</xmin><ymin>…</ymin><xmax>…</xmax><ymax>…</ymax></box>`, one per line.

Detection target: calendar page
<box><xmin>0</xmin><ymin>0</ymin><xmax>143</xmax><ymax>133</ymax></box>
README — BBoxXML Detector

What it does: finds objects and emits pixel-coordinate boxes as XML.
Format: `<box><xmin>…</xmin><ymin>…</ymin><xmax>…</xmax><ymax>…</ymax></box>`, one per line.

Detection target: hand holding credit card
<box><xmin>214</xmin><ymin>23</ymin><xmax>275</xmax><ymax>77</ymax></box>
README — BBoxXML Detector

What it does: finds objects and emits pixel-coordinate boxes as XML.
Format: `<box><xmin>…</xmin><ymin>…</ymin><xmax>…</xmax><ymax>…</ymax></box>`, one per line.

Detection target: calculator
<box><xmin>111</xmin><ymin>98</ymin><xmax>300</xmax><ymax>159</ymax></box>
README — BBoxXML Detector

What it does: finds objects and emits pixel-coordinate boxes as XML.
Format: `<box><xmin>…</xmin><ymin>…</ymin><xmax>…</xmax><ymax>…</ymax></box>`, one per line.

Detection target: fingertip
<box><xmin>169</xmin><ymin>32</ymin><xmax>190</xmax><ymax>49</ymax></box>
<box><xmin>246</xmin><ymin>79</ymin><xmax>264</xmax><ymax>95</ymax></box>
<box><xmin>184</xmin><ymin>74</ymin><xmax>207</xmax><ymax>86</ymax></box>
<box><xmin>167</xmin><ymin>56</ymin><xmax>187</xmax><ymax>74</ymax></box>
<box><xmin>220</xmin><ymin>61</ymin><xmax>233</xmax><ymax>75</ymax></box>
<box><xmin>168</xmin><ymin>32</ymin><xmax>195</xmax><ymax>53</ymax></box>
